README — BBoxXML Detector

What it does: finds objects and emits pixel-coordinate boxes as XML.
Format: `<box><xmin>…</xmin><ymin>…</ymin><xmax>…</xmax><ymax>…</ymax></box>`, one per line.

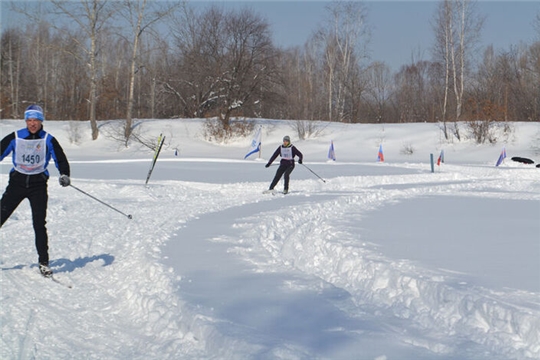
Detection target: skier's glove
<box><xmin>59</xmin><ymin>175</ymin><xmax>70</xmax><ymax>187</ymax></box>
<box><xmin>265</xmin><ymin>163</ymin><xmax>270</xmax><ymax>168</ymax></box>
<box><xmin>298</xmin><ymin>159</ymin><xmax>303</xmax><ymax>164</ymax></box>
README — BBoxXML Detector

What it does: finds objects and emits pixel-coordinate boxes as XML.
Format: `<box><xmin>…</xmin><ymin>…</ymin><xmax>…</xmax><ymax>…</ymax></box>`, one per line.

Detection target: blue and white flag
<box><xmin>244</xmin><ymin>125</ymin><xmax>262</xmax><ymax>159</ymax></box>
<box><xmin>495</xmin><ymin>147</ymin><xmax>506</xmax><ymax>167</ymax></box>
<box><xmin>328</xmin><ymin>140</ymin><xmax>336</xmax><ymax>161</ymax></box>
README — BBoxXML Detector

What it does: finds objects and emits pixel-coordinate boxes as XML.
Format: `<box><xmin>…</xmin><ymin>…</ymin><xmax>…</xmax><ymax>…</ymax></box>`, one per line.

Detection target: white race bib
<box><xmin>15</xmin><ymin>133</ymin><xmax>48</xmax><ymax>175</ymax></box>
<box><xmin>281</xmin><ymin>147</ymin><xmax>293</xmax><ymax>160</ymax></box>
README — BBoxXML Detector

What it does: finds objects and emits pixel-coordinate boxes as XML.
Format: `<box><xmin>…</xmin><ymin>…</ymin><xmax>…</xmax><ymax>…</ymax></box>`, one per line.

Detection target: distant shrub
<box><xmin>290</xmin><ymin>120</ymin><xmax>327</xmax><ymax>140</ymax></box>
<box><xmin>101</xmin><ymin>120</ymin><xmax>168</xmax><ymax>151</ymax></box>
<box><xmin>67</xmin><ymin>121</ymin><xmax>83</xmax><ymax>145</ymax></box>
<box><xmin>203</xmin><ymin>118</ymin><xmax>254</xmax><ymax>143</ymax></box>
<box><xmin>400</xmin><ymin>143</ymin><xmax>414</xmax><ymax>155</ymax></box>
<box><xmin>465</xmin><ymin>120</ymin><xmax>514</xmax><ymax>144</ymax></box>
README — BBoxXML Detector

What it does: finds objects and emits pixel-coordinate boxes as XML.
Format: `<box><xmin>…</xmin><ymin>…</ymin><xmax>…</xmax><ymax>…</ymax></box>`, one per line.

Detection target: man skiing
<box><xmin>265</xmin><ymin>135</ymin><xmax>303</xmax><ymax>194</ymax></box>
<box><xmin>0</xmin><ymin>105</ymin><xmax>71</xmax><ymax>277</ymax></box>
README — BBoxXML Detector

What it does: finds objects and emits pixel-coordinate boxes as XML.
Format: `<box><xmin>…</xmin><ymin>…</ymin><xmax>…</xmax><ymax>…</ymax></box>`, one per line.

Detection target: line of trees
<box><xmin>1</xmin><ymin>0</ymin><xmax>539</xmax><ymax>144</ymax></box>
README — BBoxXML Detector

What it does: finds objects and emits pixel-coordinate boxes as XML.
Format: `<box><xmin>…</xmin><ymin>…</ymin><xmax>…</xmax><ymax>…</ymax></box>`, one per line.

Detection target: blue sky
<box><xmin>203</xmin><ymin>1</ymin><xmax>540</xmax><ymax>70</ymax></box>
<box><xmin>2</xmin><ymin>1</ymin><xmax>538</xmax><ymax>71</ymax></box>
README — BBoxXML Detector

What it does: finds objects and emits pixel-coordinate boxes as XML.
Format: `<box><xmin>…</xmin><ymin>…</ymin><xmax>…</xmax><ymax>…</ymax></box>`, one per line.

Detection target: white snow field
<box><xmin>1</xmin><ymin>119</ymin><xmax>539</xmax><ymax>360</ymax></box>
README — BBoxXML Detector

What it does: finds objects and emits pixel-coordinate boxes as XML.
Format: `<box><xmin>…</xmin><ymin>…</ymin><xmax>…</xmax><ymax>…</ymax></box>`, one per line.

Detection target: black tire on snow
<box><xmin>511</xmin><ymin>156</ymin><xmax>534</xmax><ymax>164</ymax></box>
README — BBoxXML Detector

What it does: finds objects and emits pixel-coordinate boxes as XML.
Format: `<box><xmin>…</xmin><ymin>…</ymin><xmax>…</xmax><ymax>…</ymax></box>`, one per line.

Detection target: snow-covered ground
<box><xmin>1</xmin><ymin>118</ymin><xmax>539</xmax><ymax>360</ymax></box>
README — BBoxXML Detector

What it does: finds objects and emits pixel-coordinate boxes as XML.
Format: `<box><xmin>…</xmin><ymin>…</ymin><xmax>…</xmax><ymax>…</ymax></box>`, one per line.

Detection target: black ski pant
<box><xmin>269</xmin><ymin>163</ymin><xmax>295</xmax><ymax>191</ymax></box>
<box><xmin>1</xmin><ymin>180</ymin><xmax>49</xmax><ymax>264</ymax></box>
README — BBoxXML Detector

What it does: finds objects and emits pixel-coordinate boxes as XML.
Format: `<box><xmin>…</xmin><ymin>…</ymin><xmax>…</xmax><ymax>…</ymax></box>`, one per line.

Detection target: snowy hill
<box><xmin>1</xmin><ymin>119</ymin><xmax>539</xmax><ymax>360</ymax></box>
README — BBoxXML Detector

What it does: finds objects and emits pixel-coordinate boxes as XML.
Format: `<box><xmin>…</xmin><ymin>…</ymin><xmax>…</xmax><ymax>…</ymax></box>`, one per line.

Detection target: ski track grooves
<box><xmin>207</xmin><ymin>170</ymin><xmax>540</xmax><ymax>359</ymax></box>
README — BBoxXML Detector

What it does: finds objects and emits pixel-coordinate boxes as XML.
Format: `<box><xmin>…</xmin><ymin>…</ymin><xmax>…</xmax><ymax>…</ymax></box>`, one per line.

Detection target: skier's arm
<box><xmin>293</xmin><ymin>146</ymin><xmax>303</xmax><ymax>163</ymax></box>
<box><xmin>50</xmin><ymin>137</ymin><xmax>70</xmax><ymax>176</ymax></box>
<box><xmin>267</xmin><ymin>147</ymin><xmax>281</xmax><ymax>165</ymax></box>
<box><xmin>0</xmin><ymin>133</ymin><xmax>15</xmax><ymax>161</ymax></box>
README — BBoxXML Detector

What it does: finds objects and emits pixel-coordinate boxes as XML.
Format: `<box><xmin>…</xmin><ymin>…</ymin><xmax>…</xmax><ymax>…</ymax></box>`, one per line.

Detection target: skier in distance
<box><xmin>265</xmin><ymin>135</ymin><xmax>303</xmax><ymax>194</ymax></box>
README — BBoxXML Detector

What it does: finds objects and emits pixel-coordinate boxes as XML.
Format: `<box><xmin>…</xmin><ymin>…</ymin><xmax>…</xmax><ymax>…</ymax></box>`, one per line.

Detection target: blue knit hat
<box><xmin>24</xmin><ymin>105</ymin><xmax>44</xmax><ymax>121</ymax></box>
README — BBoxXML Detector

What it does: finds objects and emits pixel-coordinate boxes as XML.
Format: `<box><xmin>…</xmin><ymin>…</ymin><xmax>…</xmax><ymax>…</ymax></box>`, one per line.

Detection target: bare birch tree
<box><xmin>316</xmin><ymin>1</ymin><xmax>369</xmax><ymax>122</ymax></box>
<box><xmin>432</xmin><ymin>0</ymin><xmax>484</xmax><ymax>140</ymax></box>
<box><xmin>116</xmin><ymin>0</ymin><xmax>180</xmax><ymax>145</ymax></box>
<box><xmin>365</xmin><ymin>61</ymin><xmax>392</xmax><ymax>122</ymax></box>
<box><xmin>49</xmin><ymin>0</ymin><xmax>115</xmax><ymax>140</ymax></box>
<box><xmin>1</xmin><ymin>29</ymin><xmax>23</xmax><ymax>118</ymax></box>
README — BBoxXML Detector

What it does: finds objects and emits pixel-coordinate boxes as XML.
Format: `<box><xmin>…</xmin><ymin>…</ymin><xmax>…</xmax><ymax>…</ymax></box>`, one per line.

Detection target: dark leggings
<box><xmin>269</xmin><ymin>164</ymin><xmax>295</xmax><ymax>191</ymax></box>
<box><xmin>1</xmin><ymin>181</ymin><xmax>49</xmax><ymax>264</ymax></box>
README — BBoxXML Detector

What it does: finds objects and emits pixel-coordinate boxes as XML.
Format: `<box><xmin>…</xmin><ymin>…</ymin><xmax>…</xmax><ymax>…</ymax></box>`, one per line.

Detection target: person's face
<box><xmin>283</xmin><ymin>140</ymin><xmax>289</xmax><ymax>145</ymax></box>
<box><xmin>26</xmin><ymin>118</ymin><xmax>42</xmax><ymax>134</ymax></box>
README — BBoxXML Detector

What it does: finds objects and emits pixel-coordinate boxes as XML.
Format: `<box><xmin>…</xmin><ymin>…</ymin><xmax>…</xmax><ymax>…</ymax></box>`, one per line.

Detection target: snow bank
<box><xmin>1</xmin><ymin>119</ymin><xmax>538</xmax><ymax>359</ymax></box>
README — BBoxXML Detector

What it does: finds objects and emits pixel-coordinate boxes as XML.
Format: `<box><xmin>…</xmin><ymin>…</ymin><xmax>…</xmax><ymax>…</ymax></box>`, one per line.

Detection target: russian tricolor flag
<box><xmin>377</xmin><ymin>144</ymin><xmax>384</xmax><ymax>162</ymax></box>
<box><xmin>437</xmin><ymin>149</ymin><xmax>444</xmax><ymax>166</ymax></box>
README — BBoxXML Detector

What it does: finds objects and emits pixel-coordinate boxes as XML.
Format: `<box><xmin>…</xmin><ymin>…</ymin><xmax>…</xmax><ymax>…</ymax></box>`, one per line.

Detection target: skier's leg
<box><xmin>283</xmin><ymin>165</ymin><xmax>295</xmax><ymax>191</ymax></box>
<box><xmin>28</xmin><ymin>184</ymin><xmax>49</xmax><ymax>265</ymax></box>
<box><xmin>269</xmin><ymin>165</ymin><xmax>286</xmax><ymax>190</ymax></box>
<box><xmin>0</xmin><ymin>183</ymin><xmax>25</xmax><ymax>227</ymax></box>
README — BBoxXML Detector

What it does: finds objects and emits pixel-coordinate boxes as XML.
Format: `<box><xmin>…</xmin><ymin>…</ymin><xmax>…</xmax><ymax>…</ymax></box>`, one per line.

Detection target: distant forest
<box><xmin>1</xmin><ymin>0</ymin><xmax>539</xmax><ymax>142</ymax></box>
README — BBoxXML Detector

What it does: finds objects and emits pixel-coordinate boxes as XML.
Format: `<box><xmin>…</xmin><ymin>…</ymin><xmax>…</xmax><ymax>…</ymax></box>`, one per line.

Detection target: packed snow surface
<box><xmin>1</xmin><ymin>119</ymin><xmax>539</xmax><ymax>360</ymax></box>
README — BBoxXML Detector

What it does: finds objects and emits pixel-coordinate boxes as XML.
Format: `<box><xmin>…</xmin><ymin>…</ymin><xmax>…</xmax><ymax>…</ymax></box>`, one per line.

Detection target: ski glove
<box><xmin>298</xmin><ymin>159</ymin><xmax>303</xmax><ymax>164</ymax></box>
<box><xmin>59</xmin><ymin>175</ymin><xmax>70</xmax><ymax>187</ymax></box>
<box><xmin>265</xmin><ymin>163</ymin><xmax>271</xmax><ymax>168</ymax></box>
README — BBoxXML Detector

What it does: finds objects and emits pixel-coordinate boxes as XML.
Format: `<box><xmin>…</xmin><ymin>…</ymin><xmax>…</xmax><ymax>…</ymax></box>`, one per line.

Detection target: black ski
<box><xmin>262</xmin><ymin>189</ymin><xmax>288</xmax><ymax>196</ymax></box>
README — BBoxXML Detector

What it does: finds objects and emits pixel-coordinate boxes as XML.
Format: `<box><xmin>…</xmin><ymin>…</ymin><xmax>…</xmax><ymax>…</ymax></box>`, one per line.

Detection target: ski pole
<box><xmin>69</xmin><ymin>184</ymin><xmax>133</xmax><ymax>219</ymax></box>
<box><xmin>301</xmin><ymin>163</ymin><xmax>326</xmax><ymax>183</ymax></box>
